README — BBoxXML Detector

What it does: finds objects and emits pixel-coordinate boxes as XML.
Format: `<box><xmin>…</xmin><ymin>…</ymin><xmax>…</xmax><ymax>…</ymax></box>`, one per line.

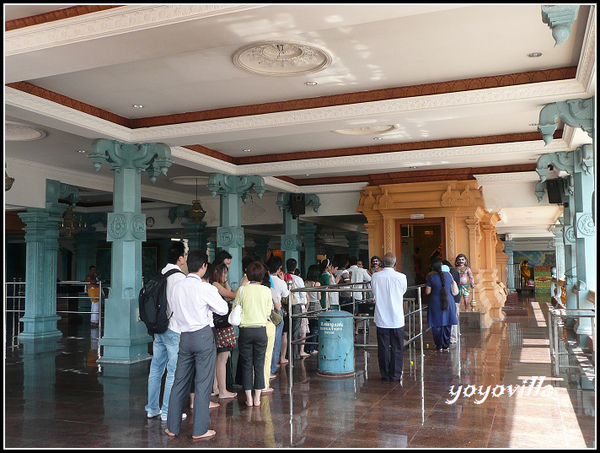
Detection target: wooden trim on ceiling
<box><xmin>231</xmin><ymin>131</ymin><xmax>562</xmax><ymax>165</ymax></box>
<box><xmin>5</xmin><ymin>5</ymin><xmax>124</xmax><ymax>31</ymax></box>
<box><xmin>6</xmin><ymin>81</ymin><xmax>133</xmax><ymax>128</ymax></box>
<box><xmin>8</xmin><ymin>67</ymin><xmax>576</xmax><ymax>131</ymax></box>
<box><xmin>283</xmin><ymin>163</ymin><xmax>539</xmax><ymax>186</ymax></box>
<box><xmin>132</xmin><ymin>67</ymin><xmax>577</xmax><ymax>128</ymax></box>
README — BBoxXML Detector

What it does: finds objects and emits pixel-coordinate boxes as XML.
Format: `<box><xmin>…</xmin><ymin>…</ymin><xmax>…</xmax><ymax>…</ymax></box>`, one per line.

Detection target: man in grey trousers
<box><xmin>165</xmin><ymin>250</ymin><xmax>228</xmax><ymax>440</ymax></box>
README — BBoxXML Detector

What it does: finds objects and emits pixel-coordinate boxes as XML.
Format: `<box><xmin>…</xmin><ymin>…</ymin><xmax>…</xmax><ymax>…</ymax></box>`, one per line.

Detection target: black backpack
<box><xmin>138</xmin><ymin>268</ymin><xmax>183</xmax><ymax>334</ymax></box>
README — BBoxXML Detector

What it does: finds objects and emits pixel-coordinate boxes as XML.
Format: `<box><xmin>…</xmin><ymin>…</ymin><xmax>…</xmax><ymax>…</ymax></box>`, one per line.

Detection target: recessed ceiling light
<box><xmin>306</xmin><ymin>174</ymin><xmax>311</xmax><ymax>177</ymax></box>
<box><xmin>410</xmin><ymin>166</ymin><xmax>417</xmax><ymax>170</ymax></box>
<box><xmin>132</xmin><ymin>104</ymin><xmax>144</xmax><ymax>109</ymax></box>
<box><xmin>77</xmin><ymin>149</ymin><xmax>87</xmax><ymax>153</ymax></box>
<box><xmin>305</xmin><ymin>81</ymin><xmax>318</xmax><ymax>86</ymax></box>
<box><xmin>243</xmin><ymin>149</ymin><xmax>252</xmax><ymax>153</ymax></box>
<box><xmin>373</xmin><ymin>137</ymin><xmax>383</xmax><ymax>140</ymax></box>
<box><xmin>528</xmin><ymin>52</ymin><xmax>543</xmax><ymax>58</ymax></box>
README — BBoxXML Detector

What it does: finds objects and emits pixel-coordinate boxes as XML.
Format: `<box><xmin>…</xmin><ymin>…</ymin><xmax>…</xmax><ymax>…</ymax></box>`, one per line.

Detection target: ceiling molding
<box><xmin>229</xmin><ymin>139</ymin><xmax>566</xmax><ymax>178</ymax></box>
<box><xmin>130</xmin><ymin>67</ymin><xmax>578</xmax><ymax>128</ymax></box>
<box><xmin>4</xmin><ymin>5</ymin><xmax>122</xmax><ymax>32</ymax></box>
<box><xmin>7</xmin><ymin>68</ymin><xmax>580</xmax><ymax>134</ymax></box>
<box><xmin>5</xmin><ymin>5</ymin><xmax>266</xmax><ymax>55</ymax></box>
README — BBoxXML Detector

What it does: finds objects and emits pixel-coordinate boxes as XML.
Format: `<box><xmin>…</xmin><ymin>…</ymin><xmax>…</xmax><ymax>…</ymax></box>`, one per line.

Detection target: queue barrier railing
<box><xmin>286</xmin><ymin>282</ymin><xmax>429</xmax><ymax>373</ymax></box>
<box><xmin>4</xmin><ymin>280</ymin><xmax>105</xmax><ymax>352</ymax></box>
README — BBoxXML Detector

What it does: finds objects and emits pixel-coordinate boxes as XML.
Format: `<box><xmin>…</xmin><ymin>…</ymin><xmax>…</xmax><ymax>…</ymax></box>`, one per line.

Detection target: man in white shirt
<box><xmin>371</xmin><ymin>253</ymin><xmax>407</xmax><ymax>382</ymax></box>
<box><xmin>348</xmin><ymin>255</ymin><xmax>371</xmax><ymax>310</ymax></box>
<box><xmin>165</xmin><ymin>250</ymin><xmax>228</xmax><ymax>440</ymax></box>
<box><xmin>145</xmin><ymin>242</ymin><xmax>187</xmax><ymax>422</ymax></box>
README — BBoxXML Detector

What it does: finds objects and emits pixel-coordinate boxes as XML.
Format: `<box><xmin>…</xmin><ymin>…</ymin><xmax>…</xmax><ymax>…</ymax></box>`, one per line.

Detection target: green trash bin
<box><xmin>317</xmin><ymin>310</ymin><xmax>354</xmax><ymax>377</ymax></box>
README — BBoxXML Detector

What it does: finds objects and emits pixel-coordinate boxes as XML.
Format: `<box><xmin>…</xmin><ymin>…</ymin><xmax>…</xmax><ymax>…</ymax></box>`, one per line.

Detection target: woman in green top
<box><xmin>234</xmin><ymin>261</ymin><xmax>272</xmax><ymax>407</ymax></box>
<box><xmin>319</xmin><ymin>259</ymin><xmax>341</xmax><ymax>309</ymax></box>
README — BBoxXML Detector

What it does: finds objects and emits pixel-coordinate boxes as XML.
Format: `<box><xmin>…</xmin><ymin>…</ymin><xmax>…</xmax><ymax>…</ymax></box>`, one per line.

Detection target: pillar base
<box><xmin>97</xmin><ymin>335</ymin><xmax>152</xmax><ymax>365</ymax></box>
<box><xmin>18</xmin><ymin>315</ymin><xmax>62</xmax><ymax>341</ymax></box>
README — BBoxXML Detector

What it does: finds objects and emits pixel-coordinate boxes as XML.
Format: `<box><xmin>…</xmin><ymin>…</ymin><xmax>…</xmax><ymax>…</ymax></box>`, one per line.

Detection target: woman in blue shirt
<box><xmin>425</xmin><ymin>260</ymin><xmax>458</xmax><ymax>351</ymax></box>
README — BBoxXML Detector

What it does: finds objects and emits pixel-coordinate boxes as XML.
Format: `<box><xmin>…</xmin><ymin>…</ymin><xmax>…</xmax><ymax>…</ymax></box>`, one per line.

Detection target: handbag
<box><xmin>213</xmin><ymin>302</ymin><xmax>232</xmax><ymax>328</ymax></box>
<box><xmin>269</xmin><ymin>309</ymin><xmax>283</xmax><ymax>326</ymax></box>
<box><xmin>228</xmin><ymin>285</ymin><xmax>244</xmax><ymax>326</ymax></box>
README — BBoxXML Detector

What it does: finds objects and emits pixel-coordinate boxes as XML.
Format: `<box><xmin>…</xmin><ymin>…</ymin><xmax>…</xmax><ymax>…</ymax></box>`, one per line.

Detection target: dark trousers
<box><xmin>291</xmin><ymin>304</ymin><xmax>303</xmax><ymax>360</ymax></box>
<box><xmin>306</xmin><ymin>318</ymin><xmax>318</xmax><ymax>353</ymax></box>
<box><xmin>238</xmin><ymin>326</ymin><xmax>268</xmax><ymax>391</ymax></box>
<box><xmin>167</xmin><ymin>326</ymin><xmax>216</xmax><ymax>437</ymax></box>
<box><xmin>376</xmin><ymin>326</ymin><xmax>404</xmax><ymax>381</ymax></box>
<box><xmin>431</xmin><ymin>325</ymin><xmax>452</xmax><ymax>349</ymax></box>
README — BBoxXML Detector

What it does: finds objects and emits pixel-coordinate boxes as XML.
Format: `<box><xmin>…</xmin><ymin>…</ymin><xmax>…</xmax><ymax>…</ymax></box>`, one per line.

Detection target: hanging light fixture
<box><xmin>185</xmin><ymin>177</ymin><xmax>206</xmax><ymax>223</ymax></box>
<box><xmin>5</xmin><ymin>163</ymin><xmax>15</xmax><ymax>192</ymax></box>
<box><xmin>59</xmin><ymin>204</ymin><xmax>84</xmax><ymax>237</ymax></box>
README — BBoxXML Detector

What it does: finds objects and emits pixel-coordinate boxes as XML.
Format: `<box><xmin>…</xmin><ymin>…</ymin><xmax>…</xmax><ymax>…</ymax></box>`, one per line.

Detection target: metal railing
<box><xmin>5</xmin><ymin>280</ymin><xmax>105</xmax><ymax>352</ymax></box>
<box><xmin>547</xmin><ymin>306</ymin><xmax>596</xmax><ymax>376</ymax></box>
<box><xmin>286</xmin><ymin>282</ymin><xmax>429</xmax><ymax>372</ymax></box>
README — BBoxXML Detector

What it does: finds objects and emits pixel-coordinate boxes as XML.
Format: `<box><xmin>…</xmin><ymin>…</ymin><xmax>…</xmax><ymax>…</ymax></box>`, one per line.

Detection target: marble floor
<box><xmin>4</xmin><ymin>295</ymin><xmax>595</xmax><ymax>449</ymax></box>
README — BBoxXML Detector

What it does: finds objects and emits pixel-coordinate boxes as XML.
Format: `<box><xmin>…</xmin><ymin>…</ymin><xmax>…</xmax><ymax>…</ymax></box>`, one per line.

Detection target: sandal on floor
<box><xmin>192</xmin><ymin>429</ymin><xmax>216</xmax><ymax>440</ymax></box>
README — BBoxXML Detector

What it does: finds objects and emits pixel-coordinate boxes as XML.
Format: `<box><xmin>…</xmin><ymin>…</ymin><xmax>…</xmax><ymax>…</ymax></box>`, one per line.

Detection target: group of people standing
<box><xmin>144</xmin><ymin>242</ymin><xmax>332</xmax><ymax>440</ymax></box>
<box><xmin>144</xmin><ymin>241</ymin><xmax>476</xmax><ymax>440</ymax></box>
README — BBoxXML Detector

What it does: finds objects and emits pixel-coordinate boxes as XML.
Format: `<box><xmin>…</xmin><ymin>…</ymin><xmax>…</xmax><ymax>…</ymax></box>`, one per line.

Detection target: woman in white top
<box><xmin>304</xmin><ymin>264</ymin><xmax>322</xmax><ymax>354</ymax></box>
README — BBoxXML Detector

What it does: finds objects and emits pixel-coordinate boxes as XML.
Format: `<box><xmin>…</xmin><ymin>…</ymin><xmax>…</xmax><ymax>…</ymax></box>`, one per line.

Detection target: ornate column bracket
<box><xmin>275</xmin><ymin>193</ymin><xmax>321</xmax><ymax>213</ymax></box>
<box><xmin>538</xmin><ymin>97</ymin><xmax>594</xmax><ymax>145</ymax></box>
<box><xmin>535</xmin><ymin>150</ymin><xmax>575</xmax><ymax>202</ymax></box>
<box><xmin>306</xmin><ymin>194</ymin><xmax>321</xmax><ymax>213</ymax></box>
<box><xmin>88</xmin><ymin>139</ymin><xmax>173</xmax><ymax>183</ymax></box>
<box><xmin>207</xmin><ymin>174</ymin><xmax>265</xmax><ymax>202</ymax></box>
<box><xmin>541</xmin><ymin>5</ymin><xmax>580</xmax><ymax>46</ymax></box>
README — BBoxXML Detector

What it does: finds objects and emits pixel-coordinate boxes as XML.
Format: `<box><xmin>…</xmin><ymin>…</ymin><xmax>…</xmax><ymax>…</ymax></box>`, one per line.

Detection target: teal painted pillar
<box><xmin>301</xmin><ymin>222</ymin><xmax>319</xmax><ymax>276</ymax></box>
<box><xmin>549</xmin><ymin>227</ymin><xmax>564</xmax><ymax>303</ymax></box>
<box><xmin>207</xmin><ymin>242</ymin><xmax>216</xmax><ymax>263</ymax></box>
<box><xmin>208</xmin><ymin>174</ymin><xmax>266</xmax><ymax>290</ymax></box>
<box><xmin>572</xmin><ymin>145</ymin><xmax>595</xmax><ymax>346</ymax></box>
<box><xmin>18</xmin><ymin>207</ymin><xmax>64</xmax><ymax>341</ymax></box>
<box><xmin>536</xmin><ymin>145</ymin><xmax>595</xmax><ymax>341</ymax></box>
<box><xmin>17</xmin><ymin>179</ymin><xmax>79</xmax><ymax>341</ymax></box>
<box><xmin>277</xmin><ymin>193</ymin><xmax>302</xmax><ymax>265</ymax></box>
<box><xmin>88</xmin><ymin>139</ymin><xmax>173</xmax><ymax>364</ymax></box>
<box><xmin>345</xmin><ymin>232</ymin><xmax>362</xmax><ymax>260</ymax></box>
<box><xmin>503</xmin><ymin>240</ymin><xmax>516</xmax><ymax>292</ymax></box>
<box><xmin>183</xmin><ymin>220</ymin><xmax>209</xmax><ymax>253</ymax></box>
<box><xmin>253</xmin><ymin>235</ymin><xmax>271</xmax><ymax>262</ymax></box>
<box><xmin>563</xmin><ymin>187</ymin><xmax>578</xmax><ymax>325</ymax></box>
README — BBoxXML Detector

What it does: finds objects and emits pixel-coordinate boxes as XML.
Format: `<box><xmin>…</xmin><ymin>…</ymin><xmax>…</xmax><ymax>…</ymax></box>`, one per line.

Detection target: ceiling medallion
<box><xmin>333</xmin><ymin>125</ymin><xmax>398</xmax><ymax>136</ymax></box>
<box><xmin>233</xmin><ymin>41</ymin><xmax>332</xmax><ymax>77</ymax></box>
<box><xmin>5</xmin><ymin>121</ymin><xmax>47</xmax><ymax>141</ymax></box>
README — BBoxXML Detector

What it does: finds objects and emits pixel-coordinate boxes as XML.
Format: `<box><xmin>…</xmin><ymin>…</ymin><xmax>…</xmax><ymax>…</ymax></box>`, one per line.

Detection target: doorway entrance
<box><xmin>397</xmin><ymin>218</ymin><xmax>445</xmax><ymax>286</ymax></box>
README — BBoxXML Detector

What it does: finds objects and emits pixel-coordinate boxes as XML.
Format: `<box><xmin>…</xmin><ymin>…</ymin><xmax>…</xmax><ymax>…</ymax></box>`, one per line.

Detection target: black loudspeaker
<box><xmin>291</xmin><ymin>194</ymin><xmax>305</xmax><ymax>216</ymax></box>
<box><xmin>546</xmin><ymin>178</ymin><xmax>565</xmax><ymax>204</ymax></box>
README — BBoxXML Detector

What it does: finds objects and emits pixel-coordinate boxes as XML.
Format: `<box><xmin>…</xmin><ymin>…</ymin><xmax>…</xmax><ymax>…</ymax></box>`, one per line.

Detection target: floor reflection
<box><xmin>4</xmin><ymin>295</ymin><xmax>595</xmax><ymax>448</ymax></box>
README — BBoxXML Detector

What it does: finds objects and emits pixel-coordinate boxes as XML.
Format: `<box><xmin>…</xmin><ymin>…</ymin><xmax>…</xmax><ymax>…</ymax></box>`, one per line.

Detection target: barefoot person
<box><xmin>165</xmin><ymin>250</ymin><xmax>228</xmax><ymax>440</ymax></box>
<box><xmin>455</xmin><ymin>254</ymin><xmax>475</xmax><ymax>311</ymax></box>
<box><xmin>235</xmin><ymin>261</ymin><xmax>272</xmax><ymax>407</ymax></box>
<box><xmin>370</xmin><ymin>253</ymin><xmax>407</xmax><ymax>382</ymax></box>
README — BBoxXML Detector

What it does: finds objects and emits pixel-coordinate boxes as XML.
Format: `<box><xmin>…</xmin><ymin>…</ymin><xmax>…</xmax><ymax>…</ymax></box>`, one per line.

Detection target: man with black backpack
<box><xmin>145</xmin><ymin>241</ymin><xmax>187</xmax><ymax>422</ymax></box>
